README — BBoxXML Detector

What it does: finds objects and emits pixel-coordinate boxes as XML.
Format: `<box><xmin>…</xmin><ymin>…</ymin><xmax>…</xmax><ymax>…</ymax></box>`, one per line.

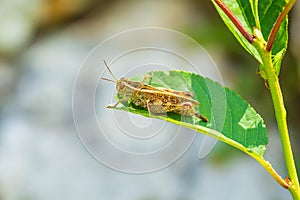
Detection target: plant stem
<box><xmin>266</xmin><ymin>0</ymin><xmax>297</xmax><ymax>51</ymax></box>
<box><xmin>175</xmin><ymin>119</ymin><xmax>289</xmax><ymax>188</ymax></box>
<box><xmin>253</xmin><ymin>31</ymin><xmax>300</xmax><ymax>199</ymax></box>
<box><xmin>223</xmin><ymin>136</ymin><xmax>289</xmax><ymax>189</ymax></box>
<box><xmin>264</xmin><ymin>54</ymin><xmax>300</xmax><ymax>199</ymax></box>
<box><xmin>214</xmin><ymin>0</ymin><xmax>253</xmax><ymax>43</ymax></box>
<box><xmin>251</xmin><ymin>152</ymin><xmax>289</xmax><ymax>189</ymax></box>
<box><xmin>213</xmin><ymin>0</ymin><xmax>299</xmax><ymax>198</ymax></box>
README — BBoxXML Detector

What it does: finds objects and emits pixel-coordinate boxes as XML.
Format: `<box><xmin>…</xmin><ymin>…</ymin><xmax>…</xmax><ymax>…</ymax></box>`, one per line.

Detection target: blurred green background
<box><xmin>0</xmin><ymin>0</ymin><xmax>299</xmax><ymax>199</ymax></box>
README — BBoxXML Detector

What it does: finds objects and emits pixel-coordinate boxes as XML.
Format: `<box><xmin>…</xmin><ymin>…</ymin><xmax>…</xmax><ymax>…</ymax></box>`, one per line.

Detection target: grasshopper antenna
<box><xmin>103</xmin><ymin>60</ymin><xmax>118</xmax><ymax>81</ymax></box>
<box><xmin>101</xmin><ymin>77</ymin><xmax>115</xmax><ymax>83</ymax></box>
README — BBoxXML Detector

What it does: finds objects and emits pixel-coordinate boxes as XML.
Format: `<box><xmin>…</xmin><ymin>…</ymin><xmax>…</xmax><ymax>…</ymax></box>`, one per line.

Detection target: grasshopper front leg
<box><xmin>107</xmin><ymin>98</ymin><xmax>128</xmax><ymax>108</ymax></box>
<box><xmin>107</xmin><ymin>101</ymin><xmax>120</xmax><ymax>108</ymax></box>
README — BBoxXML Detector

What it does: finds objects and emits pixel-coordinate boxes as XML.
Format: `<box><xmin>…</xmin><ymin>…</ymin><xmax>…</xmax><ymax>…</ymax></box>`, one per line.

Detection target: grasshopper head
<box><xmin>116</xmin><ymin>78</ymin><xmax>126</xmax><ymax>91</ymax></box>
<box><xmin>116</xmin><ymin>78</ymin><xmax>136</xmax><ymax>101</ymax></box>
<box><xmin>116</xmin><ymin>78</ymin><xmax>131</xmax><ymax>99</ymax></box>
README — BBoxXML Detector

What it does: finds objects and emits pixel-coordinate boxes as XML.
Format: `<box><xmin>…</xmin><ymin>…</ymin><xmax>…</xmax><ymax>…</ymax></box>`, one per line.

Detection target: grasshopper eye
<box><xmin>118</xmin><ymin>81</ymin><xmax>125</xmax><ymax>90</ymax></box>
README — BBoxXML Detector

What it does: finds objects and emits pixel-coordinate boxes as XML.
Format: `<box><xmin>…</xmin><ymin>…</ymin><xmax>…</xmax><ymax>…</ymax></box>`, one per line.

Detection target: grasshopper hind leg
<box><xmin>146</xmin><ymin>100</ymin><xmax>167</xmax><ymax>116</ymax></box>
<box><xmin>195</xmin><ymin>113</ymin><xmax>208</xmax><ymax>122</ymax></box>
<box><xmin>180</xmin><ymin>102</ymin><xmax>208</xmax><ymax>122</ymax></box>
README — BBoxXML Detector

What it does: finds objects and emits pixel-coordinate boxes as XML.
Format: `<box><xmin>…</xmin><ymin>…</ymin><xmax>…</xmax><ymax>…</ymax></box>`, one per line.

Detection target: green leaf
<box><xmin>110</xmin><ymin>70</ymin><xmax>268</xmax><ymax>156</ymax></box>
<box><xmin>258</xmin><ymin>0</ymin><xmax>288</xmax><ymax>75</ymax></box>
<box><xmin>212</xmin><ymin>0</ymin><xmax>288</xmax><ymax>73</ymax></box>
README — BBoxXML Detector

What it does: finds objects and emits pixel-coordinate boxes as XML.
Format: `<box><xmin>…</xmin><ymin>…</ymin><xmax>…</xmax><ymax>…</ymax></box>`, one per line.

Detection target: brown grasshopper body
<box><xmin>102</xmin><ymin>61</ymin><xmax>208</xmax><ymax>122</ymax></box>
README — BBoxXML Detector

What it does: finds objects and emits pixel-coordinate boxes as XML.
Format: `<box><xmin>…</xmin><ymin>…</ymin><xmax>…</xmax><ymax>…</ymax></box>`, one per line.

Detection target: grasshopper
<box><xmin>101</xmin><ymin>61</ymin><xmax>208</xmax><ymax>122</ymax></box>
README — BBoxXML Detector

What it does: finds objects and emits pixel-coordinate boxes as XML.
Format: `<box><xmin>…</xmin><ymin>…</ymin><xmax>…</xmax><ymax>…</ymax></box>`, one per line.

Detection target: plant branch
<box><xmin>227</xmin><ymin>138</ymin><xmax>289</xmax><ymax>189</ymax></box>
<box><xmin>264</xmin><ymin>49</ymin><xmax>300</xmax><ymax>199</ymax></box>
<box><xmin>176</xmin><ymin>120</ymin><xmax>289</xmax><ymax>189</ymax></box>
<box><xmin>266</xmin><ymin>0</ymin><xmax>296</xmax><ymax>51</ymax></box>
<box><xmin>214</xmin><ymin>0</ymin><xmax>253</xmax><ymax>43</ymax></box>
<box><xmin>253</xmin><ymin>29</ymin><xmax>300</xmax><ymax>199</ymax></box>
<box><xmin>252</xmin><ymin>154</ymin><xmax>290</xmax><ymax>189</ymax></box>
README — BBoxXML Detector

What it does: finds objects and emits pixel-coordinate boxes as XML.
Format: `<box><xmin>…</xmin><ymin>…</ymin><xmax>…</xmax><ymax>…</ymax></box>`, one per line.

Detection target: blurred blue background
<box><xmin>0</xmin><ymin>0</ymin><xmax>299</xmax><ymax>199</ymax></box>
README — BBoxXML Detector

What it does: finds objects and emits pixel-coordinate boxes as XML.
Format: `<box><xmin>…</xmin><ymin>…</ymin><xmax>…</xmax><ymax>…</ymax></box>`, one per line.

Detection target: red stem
<box><xmin>214</xmin><ymin>0</ymin><xmax>253</xmax><ymax>43</ymax></box>
<box><xmin>266</xmin><ymin>0</ymin><xmax>295</xmax><ymax>51</ymax></box>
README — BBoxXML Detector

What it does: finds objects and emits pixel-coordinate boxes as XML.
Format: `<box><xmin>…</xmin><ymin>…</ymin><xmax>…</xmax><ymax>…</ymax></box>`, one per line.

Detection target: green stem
<box><xmin>253</xmin><ymin>29</ymin><xmax>300</xmax><ymax>199</ymax></box>
<box><xmin>251</xmin><ymin>152</ymin><xmax>289</xmax><ymax>189</ymax></box>
<box><xmin>264</xmin><ymin>53</ymin><xmax>300</xmax><ymax>199</ymax></box>
<box><xmin>221</xmin><ymin>135</ymin><xmax>289</xmax><ymax>189</ymax></box>
<box><xmin>213</xmin><ymin>0</ymin><xmax>299</xmax><ymax>198</ymax></box>
<box><xmin>169</xmin><ymin>118</ymin><xmax>290</xmax><ymax>189</ymax></box>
